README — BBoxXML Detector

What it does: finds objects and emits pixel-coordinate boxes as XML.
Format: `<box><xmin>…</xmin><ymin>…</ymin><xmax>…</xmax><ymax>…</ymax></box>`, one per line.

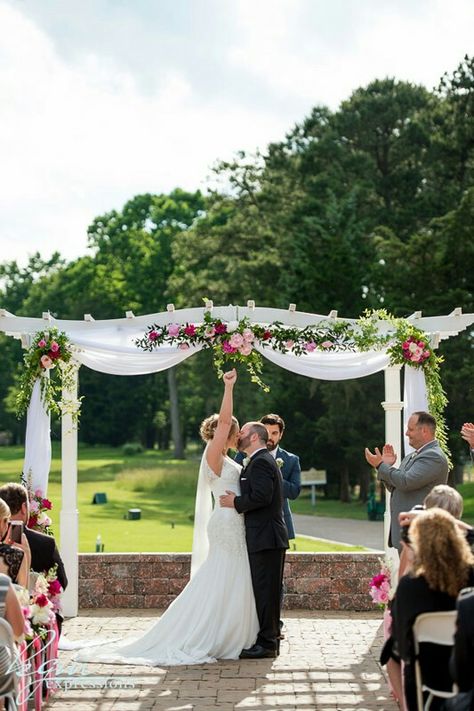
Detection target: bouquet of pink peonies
<box><xmin>27</xmin><ymin>487</ymin><xmax>54</xmax><ymax>536</ymax></box>
<box><xmin>369</xmin><ymin>561</ymin><xmax>393</xmax><ymax>608</ymax></box>
<box><xmin>401</xmin><ymin>336</ymin><xmax>431</xmax><ymax>365</ymax></box>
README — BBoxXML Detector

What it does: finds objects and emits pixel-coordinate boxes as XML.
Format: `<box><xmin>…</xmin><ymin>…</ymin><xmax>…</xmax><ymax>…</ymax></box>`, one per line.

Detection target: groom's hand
<box><xmin>220</xmin><ymin>490</ymin><xmax>236</xmax><ymax>508</ymax></box>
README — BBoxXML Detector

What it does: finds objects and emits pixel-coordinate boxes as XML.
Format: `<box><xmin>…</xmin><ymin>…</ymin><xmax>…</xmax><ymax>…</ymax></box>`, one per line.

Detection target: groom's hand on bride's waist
<box><xmin>220</xmin><ymin>490</ymin><xmax>236</xmax><ymax>508</ymax></box>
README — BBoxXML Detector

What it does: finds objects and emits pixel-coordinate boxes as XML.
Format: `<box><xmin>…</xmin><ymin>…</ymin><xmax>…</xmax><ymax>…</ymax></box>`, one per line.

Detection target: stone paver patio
<box><xmin>46</xmin><ymin>609</ymin><xmax>398</xmax><ymax>710</ymax></box>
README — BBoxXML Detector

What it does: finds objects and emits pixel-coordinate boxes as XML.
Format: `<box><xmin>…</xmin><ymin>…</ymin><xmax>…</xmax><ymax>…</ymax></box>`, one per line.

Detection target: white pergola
<box><xmin>1</xmin><ymin>303</ymin><xmax>473</xmax><ymax>617</ymax></box>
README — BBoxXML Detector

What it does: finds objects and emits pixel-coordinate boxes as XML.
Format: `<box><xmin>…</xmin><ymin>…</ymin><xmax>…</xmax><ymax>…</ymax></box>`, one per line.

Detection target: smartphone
<box><xmin>9</xmin><ymin>521</ymin><xmax>23</xmax><ymax>544</ymax></box>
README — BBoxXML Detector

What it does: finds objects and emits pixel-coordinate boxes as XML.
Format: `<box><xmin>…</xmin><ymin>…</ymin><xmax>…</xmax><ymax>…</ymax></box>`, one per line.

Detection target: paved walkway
<box><xmin>46</xmin><ymin>609</ymin><xmax>398</xmax><ymax>710</ymax></box>
<box><xmin>294</xmin><ymin>515</ymin><xmax>384</xmax><ymax>551</ymax></box>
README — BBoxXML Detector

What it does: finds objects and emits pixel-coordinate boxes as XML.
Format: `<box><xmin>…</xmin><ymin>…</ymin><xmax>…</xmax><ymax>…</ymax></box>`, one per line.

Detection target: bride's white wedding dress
<box><xmin>75</xmin><ymin>454</ymin><xmax>259</xmax><ymax>666</ymax></box>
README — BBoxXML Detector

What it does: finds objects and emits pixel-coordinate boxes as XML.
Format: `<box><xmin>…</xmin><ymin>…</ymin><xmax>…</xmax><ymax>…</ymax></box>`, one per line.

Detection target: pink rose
<box><xmin>37</xmin><ymin>339</ymin><xmax>47</xmax><ymax>348</ymax></box>
<box><xmin>184</xmin><ymin>324</ymin><xmax>196</xmax><ymax>337</ymax></box>
<box><xmin>285</xmin><ymin>340</ymin><xmax>294</xmax><ymax>350</ymax></box>
<box><xmin>321</xmin><ymin>341</ymin><xmax>333</xmax><ymax>349</ymax></box>
<box><xmin>229</xmin><ymin>333</ymin><xmax>244</xmax><ymax>348</ymax></box>
<box><xmin>148</xmin><ymin>330</ymin><xmax>159</xmax><ymax>341</ymax></box>
<box><xmin>167</xmin><ymin>323</ymin><xmax>180</xmax><ymax>337</ymax></box>
<box><xmin>205</xmin><ymin>327</ymin><xmax>215</xmax><ymax>338</ymax></box>
<box><xmin>40</xmin><ymin>355</ymin><xmax>54</xmax><ymax>369</ymax></box>
<box><xmin>34</xmin><ymin>488</ymin><xmax>43</xmax><ymax>497</ymax></box>
<box><xmin>305</xmin><ymin>342</ymin><xmax>317</xmax><ymax>352</ymax></box>
<box><xmin>214</xmin><ymin>323</ymin><xmax>227</xmax><ymax>335</ymax></box>
<box><xmin>222</xmin><ymin>341</ymin><xmax>237</xmax><ymax>354</ymax></box>
<box><xmin>239</xmin><ymin>343</ymin><xmax>253</xmax><ymax>356</ymax></box>
<box><xmin>242</xmin><ymin>328</ymin><xmax>255</xmax><ymax>342</ymax></box>
<box><xmin>178</xmin><ymin>343</ymin><xmax>190</xmax><ymax>350</ymax></box>
<box><xmin>50</xmin><ymin>341</ymin><xmax>59</xmax><ymax>353</ymax></box>
<box><xmin>29</xmin><ymin>500</ymin><xmax>40</xmax><ymax>514</ymax></box>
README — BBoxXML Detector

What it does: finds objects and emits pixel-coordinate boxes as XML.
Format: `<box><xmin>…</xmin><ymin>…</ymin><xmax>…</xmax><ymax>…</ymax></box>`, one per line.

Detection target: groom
<box><xmin>220</xmin><ymin>422</ymin><xmax>289</xmax><ymax>659</ymax></box>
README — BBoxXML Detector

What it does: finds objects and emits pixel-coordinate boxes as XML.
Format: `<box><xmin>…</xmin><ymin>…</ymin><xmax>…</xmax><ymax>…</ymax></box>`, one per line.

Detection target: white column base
<box><xmin>60</xmin><ymin>509</ymin><xmax>79</xmax><ymax>617</ymax></box>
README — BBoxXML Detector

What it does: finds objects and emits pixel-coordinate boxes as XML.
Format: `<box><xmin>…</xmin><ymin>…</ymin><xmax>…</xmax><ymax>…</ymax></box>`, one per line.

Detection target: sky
<box><xmin>1</xmin><ymin>0</ymin><xmax>473</xmax><ymax>266</ymax></box>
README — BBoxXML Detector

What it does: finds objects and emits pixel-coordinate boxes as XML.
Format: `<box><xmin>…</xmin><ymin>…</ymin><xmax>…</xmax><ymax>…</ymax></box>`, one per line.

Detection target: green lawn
<box><xmin>0</xmin><ymin>444</ymin><xmax>366</xmax><ymax>553</ymax></box>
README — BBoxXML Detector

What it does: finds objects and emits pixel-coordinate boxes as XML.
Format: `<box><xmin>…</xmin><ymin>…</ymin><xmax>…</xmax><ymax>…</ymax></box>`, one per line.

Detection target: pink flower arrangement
<box><xmin>27</xmin><ymin>487</ymin><xmax>54</xmax><ymax>536</ymax></box>
<box><xmin>402</xmin><ymin>337</ymin><xmax>431</xmax><ymax>365</ymax></box>
<box><xmin>369</xmin><ymin>562</ymin><xmax>392</xmax><ymax>607</ymax></box>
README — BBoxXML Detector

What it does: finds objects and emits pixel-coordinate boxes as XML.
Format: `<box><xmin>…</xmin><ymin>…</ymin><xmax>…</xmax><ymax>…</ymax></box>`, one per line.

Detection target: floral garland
<box><xmin>136</xmin><ymin>308</ymin><xmax>448</xmax><ymax>454</ymax></box>
<box><xmin>136</xmin><ymin>311</ymin><xmax>356</xmax><ymax>391</ymax></box>
<box><xmin>16</xmin><ymin>327</ymin><xmax>81</xmax><ymax>420</ymax></box>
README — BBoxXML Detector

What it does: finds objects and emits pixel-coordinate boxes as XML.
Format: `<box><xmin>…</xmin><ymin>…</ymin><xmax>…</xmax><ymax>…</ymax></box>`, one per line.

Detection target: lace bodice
<box><xmin>206</xmin><ymin>456</ymin><xmax>242</xmax><ymax>497</ymax></box>
<box><xmin>204</xmin><ymin>456</ymin><xmax>247</xmax><ymax>557</ymax></box>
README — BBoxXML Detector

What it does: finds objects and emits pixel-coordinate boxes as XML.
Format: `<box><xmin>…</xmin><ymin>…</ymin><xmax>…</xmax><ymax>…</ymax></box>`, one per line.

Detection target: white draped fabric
<box><xmin>72</xmin><ymin>339</ymin><xmax>202</xmax><ymax>376</ymax></box>
<box><xmin>23</xmin><ymin>378</ymin><xmax>51</xmax><ymax>496</ymax></box>
<box><xmin>403</xmin><ymin>367</ymin><xmax>429</xmax><ymax>455</ymax></box>
<box><xmin>254</xmin><ymin>345</ymin><xmax>390</xmax><ymax>380</ymax></box>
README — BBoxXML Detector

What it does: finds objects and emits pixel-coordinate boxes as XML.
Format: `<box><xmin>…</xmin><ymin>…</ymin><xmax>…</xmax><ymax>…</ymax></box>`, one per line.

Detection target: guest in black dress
<box><xmin>391</xmin><ymin>508</ymin><xmax>474</xmax><ymax>710</ymax></box>
<box><xmin>0</xmin><ymin>498</ymin><xmax>29</xmax><ymax>588</ymax></box>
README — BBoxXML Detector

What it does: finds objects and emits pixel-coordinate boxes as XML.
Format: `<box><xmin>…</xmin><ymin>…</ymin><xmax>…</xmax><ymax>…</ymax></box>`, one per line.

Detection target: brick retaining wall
<box><xmin>79</xmin><ymin>553</ymin><xmax>382</xmax><ymax>611</ymax></box>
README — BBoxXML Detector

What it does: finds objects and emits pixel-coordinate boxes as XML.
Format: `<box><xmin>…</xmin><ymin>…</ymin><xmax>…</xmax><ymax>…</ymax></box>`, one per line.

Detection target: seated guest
<box><xmin>443</xmin><ymin>587</ymin><xmax>474</xmax><ymax>711</ymax></box>
<box><xmin>391</xmin><ymin>509</ymin><xmax>474</xmax><ymax>710</ymax></box>
<box><xmin>0</xmin><ymin>572</ymin><xmax>25</xmax><ymax>639</ymax></box>
<box><xmin>0</xmin><ymin>499</ymin><xmax>29</xmax><ymax>588</ymax></box>
<box><xmin>0</xmin><ymin>484</ymin><xmax>67</xmax><ymax>592</ymax></box>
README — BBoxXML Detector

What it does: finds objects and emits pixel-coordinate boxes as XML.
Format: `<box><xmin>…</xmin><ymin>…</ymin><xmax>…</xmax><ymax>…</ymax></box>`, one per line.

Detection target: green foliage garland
<box><xmin>16</xmin><ymin>327</ymin><xmax>81</xmax><ymax>420</ymax></box>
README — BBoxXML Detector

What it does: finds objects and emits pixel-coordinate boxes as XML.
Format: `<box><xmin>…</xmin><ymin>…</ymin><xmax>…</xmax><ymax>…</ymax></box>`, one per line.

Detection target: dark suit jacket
<box><xmin>451</xmin><ymin>587</ymin><xmax>474</xmax><ymax>691</ymax></box>
<box><xmin>25</xmin><ymin>527</ymin><xmax>68</xmax><ymax>591</ymax></box>
<box><xmin>234</xmin><ymin>449</ymin><xmax>289</xmax><ymax>553</ymax></box>
<box><xmin>236</xmin><ymin>446</ymin><xmax>301</xmax><ymax>538</ymax></box>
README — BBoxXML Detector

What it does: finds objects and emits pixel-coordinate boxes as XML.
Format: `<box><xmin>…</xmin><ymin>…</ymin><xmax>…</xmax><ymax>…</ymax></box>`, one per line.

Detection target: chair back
<box><xmin>413</xmin><ymin>610</ymin><xmax>457</xmax><ymax>711</ymax></box>
<box><xmin>0</xmin><ymin>616</ymin><xmax>19</xmax><ymax>709</ymax></box>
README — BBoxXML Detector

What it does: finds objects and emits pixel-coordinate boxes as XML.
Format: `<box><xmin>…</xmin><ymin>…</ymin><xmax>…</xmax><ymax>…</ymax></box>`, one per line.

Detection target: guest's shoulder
<box><xmin>278</xmin><ymin>447</ymin><xmax>299</xmax><ymax>463</ymax></box>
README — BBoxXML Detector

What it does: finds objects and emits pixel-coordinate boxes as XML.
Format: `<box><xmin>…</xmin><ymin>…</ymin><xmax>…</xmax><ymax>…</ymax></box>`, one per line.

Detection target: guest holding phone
<box><xmin>0</xmin><ymin>498</ymin><xmax>29</xmax><ymax>587</ymax></box>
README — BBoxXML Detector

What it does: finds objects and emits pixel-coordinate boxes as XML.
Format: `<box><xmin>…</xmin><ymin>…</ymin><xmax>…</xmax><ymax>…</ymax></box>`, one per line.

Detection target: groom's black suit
<box><xmin>234</xmin><ymin>449</ymin><xmax>289</xmax><ymax>652</ymax></box>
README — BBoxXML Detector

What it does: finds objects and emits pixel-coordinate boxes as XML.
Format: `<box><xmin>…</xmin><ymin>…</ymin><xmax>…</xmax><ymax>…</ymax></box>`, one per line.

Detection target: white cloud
<box><xmin>0</xmin><ymin>0</ymin><xmax>473</xmax><ymax>267</ymax></box>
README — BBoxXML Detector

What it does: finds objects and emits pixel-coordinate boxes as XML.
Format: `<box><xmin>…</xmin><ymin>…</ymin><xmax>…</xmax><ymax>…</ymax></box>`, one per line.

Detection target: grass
<box><xmin>0</xmin><ymin>444</ymin><xmax>367</xmax><ymax>553</ymax></box>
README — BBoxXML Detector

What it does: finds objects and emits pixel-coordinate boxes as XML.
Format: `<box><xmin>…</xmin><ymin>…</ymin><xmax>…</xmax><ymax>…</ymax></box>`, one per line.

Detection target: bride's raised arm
<box><xmin>206</xmin><ymin>369</ymin><xmax>237</xmax><ymax>475</ymax></box>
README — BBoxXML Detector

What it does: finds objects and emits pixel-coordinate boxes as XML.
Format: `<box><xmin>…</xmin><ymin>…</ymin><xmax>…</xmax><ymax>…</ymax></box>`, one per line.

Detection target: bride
<box><xmin>75</xmin><ymin>369</ymin><xmax>259</xmax><ymax>666</ymax></box>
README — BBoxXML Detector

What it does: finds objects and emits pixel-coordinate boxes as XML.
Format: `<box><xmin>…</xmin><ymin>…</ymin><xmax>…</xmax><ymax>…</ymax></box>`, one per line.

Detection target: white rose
<box><xmin>226</xmin><ymin>321</ymin><xmax>239</xmax><ymax>333</ymax></box>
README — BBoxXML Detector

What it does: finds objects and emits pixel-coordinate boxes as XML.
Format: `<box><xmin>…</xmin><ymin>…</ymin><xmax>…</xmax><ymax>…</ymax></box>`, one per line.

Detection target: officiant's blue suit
<box><xmin>236</xmin><ymin>446</ymin><xmax>301</xmax><ymax>539</ymax></box>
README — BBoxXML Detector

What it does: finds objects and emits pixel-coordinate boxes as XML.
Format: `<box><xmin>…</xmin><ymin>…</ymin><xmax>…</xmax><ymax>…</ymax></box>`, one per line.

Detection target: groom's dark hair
<box><xmin>248</xmin><ymin>422</ymin><xmax>268</xmax><ymax>444</ymax></box>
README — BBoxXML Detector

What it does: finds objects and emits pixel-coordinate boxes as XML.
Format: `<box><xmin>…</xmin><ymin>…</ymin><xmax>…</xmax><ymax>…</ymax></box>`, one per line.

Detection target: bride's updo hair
<box><xmin>200</xmin><ymin>414</ymin><xmax>239</xmax><ymax>443</ymax></box>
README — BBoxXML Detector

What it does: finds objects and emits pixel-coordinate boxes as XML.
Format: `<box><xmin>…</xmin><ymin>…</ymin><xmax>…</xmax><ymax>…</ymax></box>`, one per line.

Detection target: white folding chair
<box><xmin>0</xmin><ymin>617</ymin><xmax>18</xmax><ymax>711</ymax></box>
<box><xmin>413</xmin><ymin>610</ymin><xmax>458</xmax><ymax>711</ymax></box>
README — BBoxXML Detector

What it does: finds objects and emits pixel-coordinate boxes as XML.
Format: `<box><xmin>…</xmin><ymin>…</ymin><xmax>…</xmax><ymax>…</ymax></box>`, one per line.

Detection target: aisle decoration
<box><xmin>368</xmin><ymin>559</ymin><xmax>393</xmax><ymax>609</ymax></box>
<box><xmin>16</xmin><ymin>327</ymin><xmax>80</xmax><ymax>419</ymax></box>
<box><xmin>136</xmin><ymin>308</ymin><xmax>448</xmax><ymax>450</ymax></box>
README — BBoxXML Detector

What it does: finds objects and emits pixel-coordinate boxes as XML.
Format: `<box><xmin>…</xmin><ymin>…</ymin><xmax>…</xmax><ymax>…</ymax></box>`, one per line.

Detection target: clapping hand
<box><xmin>461</xmin><ymin>422</ymin><xmax>474</xmax><ymax>448</ymax></box>
<box><xmin>364</xmin><ymin>443</ymin><xmax>397</xmax><ymax>468</ymax></box>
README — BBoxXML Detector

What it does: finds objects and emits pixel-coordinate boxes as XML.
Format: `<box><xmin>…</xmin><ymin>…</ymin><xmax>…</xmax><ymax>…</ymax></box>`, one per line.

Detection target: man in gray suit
<box><xmin>365</xmin><ymin>411</ymin><xmax>449</xmax><ymax>551</ymax></box>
